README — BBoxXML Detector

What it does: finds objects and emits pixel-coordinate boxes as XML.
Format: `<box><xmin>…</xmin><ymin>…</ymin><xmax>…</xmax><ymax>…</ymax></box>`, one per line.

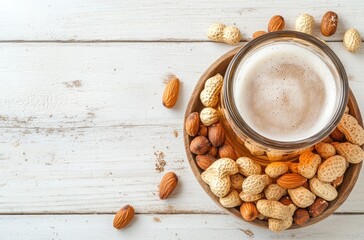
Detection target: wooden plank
<box><xmin>0</xmin><ymin>125</ymin><xmax>363</xmax><ymax>214</ymax></box>
<box><xmin>0</xmin><ymin>0</ymin><xmax>363</xmax><ymax>41</ymax></box>
<box><xmin>0</xmin><ymin>42</ymin><xmax>362</xmax><ymax>129</ymax></box>
<box><xmin>0</xmin><ymin>42</ymin><xmax>363</xmax><ymax>214</ymax></box>
<box><xmin>0</xmin><ymin>214</ymin><xmax>363</xmax><ymax>239</ymax></box>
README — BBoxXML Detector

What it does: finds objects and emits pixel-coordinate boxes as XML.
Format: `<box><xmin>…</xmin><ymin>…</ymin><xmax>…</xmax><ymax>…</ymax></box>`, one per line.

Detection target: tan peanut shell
<box><xmin>200</xmin><ymin>74</ymin><xmax>223</xmax><ymax>107</ymax></box>
<box><xmin>244</xmin><ymin>141</ymin><xmax>265</xmax><ymax>156</ymax></box>
<box><xmin>337</xmin><ymin>113</ymin><xmax>364</xmax><ymax>146</ymax></box>
<box><xmin>288</xmin><ymin>186</ymin><xmax>316</xmax><ymax>208</ymax></box>
<box><xmin>265</xmin><ymin>162</ymin><xmax>289</xmax><ymax>178</ymax></box>
<box><xmin>242</xmin><ymin>174</ymin><xmax>269</xmax><ymax>194</ymax></box>
<box><xmin>207</xmin><ymin>23</ymin><xmax>242</xmax><ymax>45</ymax></box>
<box><xmin>332</xmin><ymin>142</ymin><xmax>364</xmax><ymax>164</ymax></box>
<box><xmin>267</xmin><ymin>150</ymin><xmax>284</xmax><ymax>161</ymax></box>
<box><xmin>200</xmin><ymin>107</ymin><xmax>219</xmax><ymax>126</ymax></box>
<box><xmin>309</xmin><ymin>177</ymin><xmax>338</xmax><ymax>201</ymax></box>
<box><xmin>295</xmin><ymin>13</ymin><xmax>314</xmax><ymax>34</ymax></box>
<box><xmin>219</xmin><ymin>189</ymin><xmax>242</xmax><ymax>208</ymax></box>
<box><xmin>256</xmin><ymin>200</ymin><xmax>294</xmax><ymax>220</ymax></box>
<box><xmin>288</xmin><ymin>162</ymin><xmax>299</xmax><ymax>173</ymax></box>
<box><xmin>201</xmin><ymin>158</ymin><xmax>239</xmax><ymax>197</ymax></box>
<box><xmin>318</xmin><ymin>155</ymin><xmax>346</xmax><ymax>182</ymax></box>
<box><xmin>264</xmin><ymin>184</ymin><xmax>287</xmax><ymax>201</ymax></box>
<box><xmin>230</xmin><ymin>173</ymin><xmax>244</xmax><ymax>191</ymax></box>
<box><xmin>315</xmin><ymin>142</ymin><xmax>336</xmax><ymax>159</ymax></box>
<box><xmin>298</xmin><ymin>151</ymin><xmax>321</xmax><ymax>179</ymax></box>
<box><xmin>343</xmin><ymin>28</ymin><xmax>361</xmax><ymax>53</ymax></box>
<box><xmin>239</xmin><ymin>192</ymin><xmax>263</xmax><ymax>202</ymax></box>
<box><xmin>236</xmin><ymin>157</ymin><xmax>262</xmax><ymax>176</ymax></box>
<box><xmin>268</xmin><ymin>216</ymin><xmax>293</xmax><ymax>232</ymax></box>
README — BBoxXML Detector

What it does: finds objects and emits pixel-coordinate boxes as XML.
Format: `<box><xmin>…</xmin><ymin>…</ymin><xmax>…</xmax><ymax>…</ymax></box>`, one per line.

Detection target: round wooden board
<box><xmin>183</xmin><ymin>46</ymin><xmax>363</xmax><ymax>230</ymax></box>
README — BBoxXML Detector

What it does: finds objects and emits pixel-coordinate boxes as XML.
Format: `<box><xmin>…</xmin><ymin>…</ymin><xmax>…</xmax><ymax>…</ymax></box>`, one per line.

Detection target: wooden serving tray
<box><xmin>183</xmin><ymin>46</ymin><xmax>363</xmax><ymax>229</ymax></box>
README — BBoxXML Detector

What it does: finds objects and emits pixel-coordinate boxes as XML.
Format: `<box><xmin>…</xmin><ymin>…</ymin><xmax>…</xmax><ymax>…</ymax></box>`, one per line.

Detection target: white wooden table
<box><xmin>0</xmin><ymin>1</ymin><xmax>363</xmax><ymax>239</ymax></box>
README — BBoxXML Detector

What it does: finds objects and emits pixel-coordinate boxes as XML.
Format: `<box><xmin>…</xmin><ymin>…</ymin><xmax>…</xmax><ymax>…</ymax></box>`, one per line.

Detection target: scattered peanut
<box><xmin>265</xmin><ymin>162</ymin><xmax>289</xmax><ymax>178</ymax></box>
<box><xmin>256</xmin><ymin>200</ymin><xmax>294</xmax><ymax>220</ymax></box>
<box><xmin>337</xmin><ymin>114</ymin><xmax>364</xmax><ymax>146</ymax></box>
<box><xmin>236</xmin><ymin>157</ymin><xmax>262</xmax><ymax>176</ymax></box>
<box><xmin>295</xmin><ymin>13</ymin><xmax>314</xmax><ymax>34</ymax></box>
<box><xmin>309</xmin><ymin>177</ymin><xmax>338</xmax><ymax>201</ymax></box>
<box><xmin>343</xmin><ymin>28</ymin><xmax>361</xmax><ymax>53</ymax></box>
<box><xmin>230</xmin><ymin>173</ymin><xmax>244</xmax><ymax>191</ymax></box>
<box><xmin>318</xmin><ymin>155</ymin><xmax>346</xmax><ymax>182</ymax></box>
<box><xmin>288</xmin><ymin>186</ymin><xmax>316</xmax><ymax>208</ymax></box>
<box><xmin>243</xmin><ymin>174</ymin><xmax>270</xmax><ymax>194</ymax></box>
<box><xmin>268</xmin><ymin>216</ymin><xmax>293</xmax><ymax>232</ymax></box>
<box><xmin>200</xmin><ymin>107</ymin><xmax>219</xmax><ymax>126</ymax></box>
<box><xmin>298</xmin><ymin>151</ymin><xmax>321</xmax><ymax>179</ymax></box>
<box><xmin>207</xmin><ymin>23</ymin><xmax>242</xmax><ymax>45</ymax></box>
<box><xmin>219</xmin><ymin>189</ymin><xmax>242</xmax><ymax>208</ymax></box>
<box><xmin>315</xmin><ymin>142</ymin><xmax>336</xmax><ymax>159</ymax></box>
<box><xmin>264</xmin><ymin>184</ymin><xmax>287</xmax><ymax>201</ymax></box>
<box><xmin>332</xmin><ymin>142</ymin><xmax>364</xmax><ymax>164</ymax></box>
<box><xmin>239</xmin><ymin>191</ymin><xmax>263</xmax><ymax>202</ymax></box>
<box><xmin>200</xmin><ymin>74</ymin><xmax>223</xmax><ymax>107</ymax></box>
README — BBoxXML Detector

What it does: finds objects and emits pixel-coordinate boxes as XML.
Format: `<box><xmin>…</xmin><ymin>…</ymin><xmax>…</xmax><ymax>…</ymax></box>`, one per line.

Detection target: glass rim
<box><xmin>223</xmin><ymin>30</ymin><xmax>349</xmax><ymax>150</ymax></box>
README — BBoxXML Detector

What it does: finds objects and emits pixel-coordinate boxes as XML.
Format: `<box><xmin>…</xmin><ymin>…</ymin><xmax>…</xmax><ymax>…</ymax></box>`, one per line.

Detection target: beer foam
<box><xmin>234</xmin><ymin>43</ymin><xmax>337</xmax><ymax>142</ymax></box>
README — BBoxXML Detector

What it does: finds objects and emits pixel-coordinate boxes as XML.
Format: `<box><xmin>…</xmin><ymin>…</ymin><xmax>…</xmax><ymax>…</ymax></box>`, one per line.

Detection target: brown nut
<box><xmin>190</xmin><ymin>136</ymin><xmax>211</xmax><ymax>154</ymax></box>
<box><xmin>268</xmin><ymin>15</ymin><xmax>285</xmax><ymax>32</ymax></box>
<box><xmin>159</xmin><ymin>172</ymin><xmax>178</xmax><ymax>200</ymax></box>
<box><xmin>219</xmin><ymin>144</ymin><xmax>237</xmax><ymax>159</ymax></box>
<box><xmin>321</xmin><ymin>11</ymin><xmax>338</xmax><ymax>37</ymax></box>
<box><xmin>240</xmin><ymin>202</ymin><xmax>259</xmax><ymax>222</ymax></box>
<box><xmin>277</xmin><ymin>173</ymin><xmax>307</xmax><ymax>189</ymax></box>
<box><xmin>330</xmin><ymin>128</ymin><xmax>345</xmax><ymax>142</ymax></box>
<box><xmin>198</xmin><ymin>123</ymin><xmax>208</xmax><ymax>137</ymax></box>
<box><xmin>196</xmin><ymin>154</ymin><xmax>216</xmax><ymax>170</ymax></box>
<box><xmin>332</xmin><ymin>175</ymin><xmax>344</xmax><ymax>188</ymax></box>
<box><xmin>185</xmin><ymin>112</ymin><xmax>200</xmax><ymax>136</ymax></box>
<box><xmin>253</xmin><ymin>30</ymin><xmax>267</xmax><ymax>39</ymax></box>
<box><xmin>279</xmin><ymin>195</ymin><xmax>294</xmax><ymax>206</ymax></box>
<box><xmin>293</xmin><ymin>209</ymin><xmax>310</xmax><ymax>226</ymax></box>
<box><xmin>208</xmin><ymin>123</ymin><xmax>226</xmax><ymax>147</ymax></box>
<box><xmin>308</xmin><ymin>198</ymin><xmax>329</xmax><ymax>218</ymax></box>
<box><xmin>207</xmin><ymin>146</ymin><xmax>218</xmax><ymax>157</ymax></box>
<box><xmin>162</xmin><ymin>76</ymin><xmax>180</xmax><ymax>108</ymax></box>
<box><xmin>113</xmin><ymin>205</ymin><xmax>135</xmax><ymax>229</ymax></box>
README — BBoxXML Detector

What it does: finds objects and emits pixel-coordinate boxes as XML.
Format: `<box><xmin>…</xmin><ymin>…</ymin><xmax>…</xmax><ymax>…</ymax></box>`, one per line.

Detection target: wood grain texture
<box><xmin>0</xmin><ymin>214</ymin><xmax>363</xmax><ymax>240</ymax></box>
<box><xmin>0</xmin><ymin>42</ymin><xmax>363</xmax><ymax>214</ymax></box>
<box><xmin>0</xmin><ymin>0</ymin><xmax>363</xmax><ymax>41</ymax></box>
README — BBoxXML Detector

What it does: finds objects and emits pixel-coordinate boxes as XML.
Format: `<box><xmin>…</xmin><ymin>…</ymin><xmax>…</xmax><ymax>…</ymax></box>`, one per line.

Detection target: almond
<box><xmin>321</xmin><ymin>11</ymin><xmax>338</xmax><ymax>37</ymax></box>
<box><xmin>185</xmin><ymin>112</ymin><xmax>200</xmax><ymax>136</ymax></box>
<box><xmin>268</xmin><ymin>15</ymin><xmax>285</xmax><ymax>32</ymax></box>
<box><xmin>219</xmin><ymin>144</ymin><xmax>237</xmax><ymax>159</ymax></box>
<box><xmin>190</xmin><ymin>136</ymin><xmax>211</xmax><ymax>154</ymax></box>
<box><xmin>159</xmin><ymin>172</ymin><xmax>178</xmax><ymax>199</ymax></box>
<box><xmin>162</xmin><ymin>76</ymin><xmax>180</xmax><ymax>108</ymax></box>
<box><xmin>113</xmin><ymin>204</ymin><xmax>135</xmax><ymax>229</ymax></box>
<box><xmin>332</xmin><ymin>175</ymin><xmax>344</xmax><ymax>188</ymax></box>
<box><xmin>277</xmin><ymin>173</ymin><xmax>307</xmax><ymax>189</ymax></box>
<box><xmin>308</xmin><ymin>198</ymin><xmax>329</xmax><ymax>218</ymax></box>
<box><xmin>253</xmin><ymin>30</ymin><xmax>267</xmax><ymax>39</ymax></box>
<box><xmin>293</xmin><ymin>209</ymin><xmax>310</xmax><ymax>226</ymax></box>
<box><xmin>240</xmin><ymin>202</ymin><xmax>259</xmax><ymax>222</ymax></box>
<box><xmin>208</xmin><ymin>123</ymin><xmax>226</xmax><ymax>147</ymax></box>
<box><xmin>196</xmin><ymin>154</ymin><xmax>216</xmax><ymax>170</ymax></box>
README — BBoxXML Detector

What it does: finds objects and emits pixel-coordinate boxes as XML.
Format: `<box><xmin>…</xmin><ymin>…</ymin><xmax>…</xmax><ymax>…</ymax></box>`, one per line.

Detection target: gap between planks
<box><xmin>0</xmin><ymin>39</ymin><xmax>350</xmax><ymax>44</ymax></box>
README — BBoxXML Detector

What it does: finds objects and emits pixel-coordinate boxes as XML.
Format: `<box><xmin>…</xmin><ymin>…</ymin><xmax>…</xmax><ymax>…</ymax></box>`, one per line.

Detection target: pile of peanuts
<box><xmin>186</xmin><ymin>72</ymin><xmax>364</xmax><ymax>232</ymax></box>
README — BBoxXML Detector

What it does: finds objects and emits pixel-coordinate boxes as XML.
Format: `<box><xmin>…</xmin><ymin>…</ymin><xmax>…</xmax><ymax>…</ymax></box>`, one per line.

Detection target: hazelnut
<box><xmin>279</xmin><ymin>195</ymin><xmax>294</xmax><ymax>206</ymax></box>
<box><xmin>219</xmin><ymin>144</ymin><xmax>237</xmax><ymax>159</ymax></box>
<box><xmin>198</xmin><ymin>123</ymin><xmax>208</xmax><ymax>137</ymax></box>
<box><xmin>207</xmin><ymin>146</ymin><xmax>218</xmax><ymax>157</ymax></box>
<box><xmin>190</xmin><ymin>136</ymin><xmax>211</xmax><ymax>154</ymax></box>
<box><xmin>208</xmin><ymin>123</ymin><xmax>226</xmax><ymax>147</ymax></box>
